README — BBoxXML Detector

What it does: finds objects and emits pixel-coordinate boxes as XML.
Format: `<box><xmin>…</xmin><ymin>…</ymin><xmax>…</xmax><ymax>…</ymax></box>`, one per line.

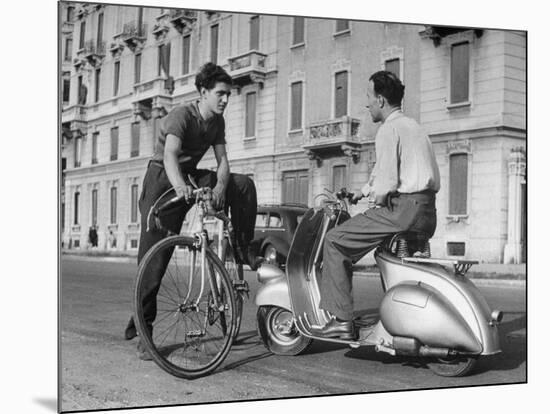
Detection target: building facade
<box><xmin>60</xmin><ymin>2</ymin><xmax>526</xmax><ymax>263</ymax></box>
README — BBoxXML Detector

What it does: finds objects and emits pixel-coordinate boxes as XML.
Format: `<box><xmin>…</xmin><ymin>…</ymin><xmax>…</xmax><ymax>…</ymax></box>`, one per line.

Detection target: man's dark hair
<box><xmin>369</xmin><ymin>71</ymin><xmax>405</xmax><ymax>107</ymax></box>
<box><xmin>195</xmin><ymin>62</ymin><xmax>233</xmax><ymax>91</ymax></box>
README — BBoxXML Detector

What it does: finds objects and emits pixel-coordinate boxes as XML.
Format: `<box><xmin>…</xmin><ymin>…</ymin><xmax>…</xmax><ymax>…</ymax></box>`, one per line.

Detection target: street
<box><xmin>60</xmin><ymin>256</ymin><xmax>526</xmax><ymax>412</ymax></box>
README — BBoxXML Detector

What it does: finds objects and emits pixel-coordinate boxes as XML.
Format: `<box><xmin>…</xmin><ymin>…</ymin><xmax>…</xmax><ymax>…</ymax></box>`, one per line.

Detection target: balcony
<box><xmin>79</xmin><ymin>40</ymin><xmax>106</xmax><ymax>67</ymax></box>
<box><xmin>132</xmin><ymin>78</ymin><xmax>173</xmax><ymax>120</ymax></box>
<box><xmin>420</xmin><ymin>25</ymin><xmax>483</xmax><ymax>47</ymax></box>
<box><xmin>227</xmin><ymin>51</ymin><xmax>268</xmax><ymax>90</ymax></box>
<box><xmin>302</xmin><ymin>116</ymin><xmax>361</xmax><ymax>163</ymax></box>
<box><xmin>169</xmin><ymin>9</ymin><xmax>197</xmax><ymax>33</ymax></box>
<box><xmin>62</xmin><ymin>106</ymin><xmax>88</xmax><ymax>141</ymax></box>
<box><xmin>119</xmin><ymin>21</ymin><xmax>148</xmax><ymax>52</ymax></box>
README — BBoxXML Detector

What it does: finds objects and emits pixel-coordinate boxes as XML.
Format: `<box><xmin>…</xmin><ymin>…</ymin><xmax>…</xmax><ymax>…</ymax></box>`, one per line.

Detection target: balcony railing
<box><xmin>80</xmin><ymin>40</ymin><xmax>106</xmax><ymax>66</ymax></box>
<box><xmin>302</xmin><ymin>116</ymin><xmax>362</xmax><ymax>163</ymax></box>
<box><xmin>61</xmin><ymin>105</ymin><xmax>87</xmax><ymax>125</ymax></box>
<box><xmin>169</xmin><ymin>9</ymin><xmax>197</xmax><ymax>33</ymax></box>
<box><xmin>132</xmin><ymin>78</ymin><xmax>173</xmax><ymax>119</ymax></box>
<box><xmin>227</xmin><ymin>51</ymin><xmax>268</xmax><ymax>89</ymax></box>
<box><xmin>120</xmin><ymin>22</ymin><xmax>148</xmax><ymax>51</ymax></box>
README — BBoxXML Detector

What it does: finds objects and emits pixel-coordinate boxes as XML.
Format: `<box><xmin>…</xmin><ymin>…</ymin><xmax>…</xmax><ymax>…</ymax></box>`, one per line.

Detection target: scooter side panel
<box><xmin>380</xmin><ymin>283</ymin><xmax>482</xmax><ymax>353</ymax></box>
<box><xmin>254</xmin><ymin>272</ymin><xmax>292</xmax><ymax>311</ymax></box>
<box><xmin>375</xmin><ymin>251</ymin><xmax>500</xmax><ymax>355</ymax></box>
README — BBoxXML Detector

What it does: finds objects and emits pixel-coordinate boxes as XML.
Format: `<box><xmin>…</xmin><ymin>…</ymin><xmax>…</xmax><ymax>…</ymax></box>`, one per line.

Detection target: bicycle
<box><xmin>133</xmin><ymin>185</ymin><xmax>249</xmax><ymax>379</ymax></box>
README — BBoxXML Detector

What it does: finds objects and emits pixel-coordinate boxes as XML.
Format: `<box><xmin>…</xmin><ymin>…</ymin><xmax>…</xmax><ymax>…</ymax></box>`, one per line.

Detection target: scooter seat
<box><xmin>386</xmin><ymin>231</ymin><xmax>431</xmax><ymax>258</ymax></box>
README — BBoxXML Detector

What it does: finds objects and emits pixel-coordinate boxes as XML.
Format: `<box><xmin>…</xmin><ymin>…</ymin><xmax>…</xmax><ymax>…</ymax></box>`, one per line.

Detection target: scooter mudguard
<box><xmin>380</xmin><ymin>283</ymin><xmax>482</xmax><ymax>353</ymax></box>
<box><xmin>255</xmin><ymin>263</ymin><xmax>292</xmax><ymax>311</ymax></box>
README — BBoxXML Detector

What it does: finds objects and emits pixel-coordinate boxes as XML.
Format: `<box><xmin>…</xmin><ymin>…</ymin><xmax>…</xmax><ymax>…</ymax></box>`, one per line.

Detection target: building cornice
<box><xmin>428</xmin><ymin>126</ymin><xmax>526</xmax><ymax>143</ymax></box>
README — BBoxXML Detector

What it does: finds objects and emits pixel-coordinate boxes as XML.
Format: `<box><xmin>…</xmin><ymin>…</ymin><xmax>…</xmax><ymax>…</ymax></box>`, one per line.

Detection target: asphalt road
<box><xmin>60</xmin><ymin>256</ymin><xmax>526</xmax><ymax>412</ymax></box>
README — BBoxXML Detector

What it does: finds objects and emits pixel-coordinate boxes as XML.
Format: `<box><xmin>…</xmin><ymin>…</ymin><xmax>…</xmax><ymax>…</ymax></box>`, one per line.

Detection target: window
<box><xmin>449</xmin><ymin>153</ymin><xmax>468</xmax><ymax>215</ymax></box>
<box><xmin>269</xmin><ymin>213</ymin><xmax>282</xmax><ymax>228</ymax></box>
<box><xmin>63</xmin><ymin>76</ymin><xmax>70</xmax><ymax>104</ymax></box>
<box><xmin>335</xmin><ymin>20</ymin><xmax>349</xmax><ymax>33</ymax></box>
<box><xmin>131</xmin><ymin>122</ymin><xmax>140</xmax><ymax>157</ymax></box>
<box><xmin>158</xmin><ymin>43</ymin><xmax>171</xmax><ymax>77</ymax></box>
<box><xmin>290</xmin><ymin>81</ymin><xmax>303</xmax><ymax>130</ymax></box>
<box><xmin>282</xmin><ymin>170</ymin><xmax>309</xmax><ymax>205</ymax></box>
<box><xmin>79</xmin><ymin>21</ymin><xmax>86</xmax><ymax>49</ymax></box>
<box><xmin>74</xmin><ymin>191</ymin><xmax>80</xmax><ymax>225</ymax></box>
<box><xmin>110</xmin><ymin>127</ymin><xmax>119</xmax><ymax>161</ymax></box>
<box><xmin>447</xmin><ymin>242</ymin><xmax>465</xmax><ymax>256</ymax></box>
<box><xmin>334</xmin><ymin>71</ymin><xmax>348</xmax><ymax>118</ymax></box>
<box><xmin>210</xmin><ymin>24</ymin><xmax>219</xmax><ymax>64</ymax></box>
<box><xmin>91</xmin><ymin>189</ymin><xmax>98</xmax><ymax>226</ymax></box>
<box><xmin>134</xmin><ymin>53</ymin><xmax>141</xmax><ymax>84</ymax></box>
<box><xmin>255</xmin><ymin>213</ymin><xmax>268</xmax><ymax>227</ymax></box>
<box><xmin>74</xmin><ymin>136</ymin><xmax>82</xmax><ymax>167</ymax></box>
<box><xmin>110</xmin><ymin>187</ymin><xmax>117</xmax><ymax>224</ymax></box>
<box><xmin>245</xmin><ymin>92</ymin><xmax>256</xmax><ymax>138</ymax></box>
<box><xmin>64</xmin><ymin>38</ymin><xmax>72</xmax><ymax>62</ymax></box>
<box><xmin>97</xmin><ymin>13</ymin><xmax>104</xmax><ymax>49</ymax></box>
<box><xmin>77</xmin><ymin>75</ymin><xmax>87</xmax><ymax>105</ymax></box>
<box><xmin>250</xmin><ymin>16</ymin><xmax>260</xmax><ymax>50</ymax></box>
<box><xmin>130</xmin><ymin>184</ymin><xmax>139</xmax><ymax>223</ymax></box>
<box><xmin>450</xmin><ymin>42</ymin><xmax>470</xmax><ymax>104</ymax></box>
<box><xmin>113</xmin><ymin>61</ymin><xmax>120</xmax><ymax>96</ymax></box>
<box><xmin>94</xmin><ymin>68</ymin><xmax>101</xmax><ymax>103</ymax></box>
<box><xmin>332</xmin><ymin>165</ymin><xmax>347</xmax><ymax>191</ymax></box>
<box><xmin>292</xmin><ymin>17</ymin><xmax>305</xmax><ymax>45</ymax></box>
<box><xmin>182</xmin><ymin>34</ymin><xmax>191</xmax><ymax>75</ymax></box>
<box><xmin>91</xmin><ymin>132</ymin><xmax>99</xmax><ymax>164</ymax></box>
<box><xmin>385</xmin><ymin>58</ymin><xmax>400</xmax><ymax>80</ymax></box>
<box><xmin>67</xmin><ymin>5</ymin><xmax>74</xmax><ymax>21</ymax></box>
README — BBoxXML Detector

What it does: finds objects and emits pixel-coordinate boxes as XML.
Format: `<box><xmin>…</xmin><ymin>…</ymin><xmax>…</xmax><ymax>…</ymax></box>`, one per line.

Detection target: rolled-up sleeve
<box><xmin>371</xmin><ymin>124</ymin><xmax>400</xmax><ymax>204</ymax></box>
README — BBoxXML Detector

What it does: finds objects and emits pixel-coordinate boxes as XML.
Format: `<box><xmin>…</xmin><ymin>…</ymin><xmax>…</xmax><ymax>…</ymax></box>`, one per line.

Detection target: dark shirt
<box><xmin>151</xmin><ymin>102</ymin><xmax>226</xmax><ymax>171</ymax></box>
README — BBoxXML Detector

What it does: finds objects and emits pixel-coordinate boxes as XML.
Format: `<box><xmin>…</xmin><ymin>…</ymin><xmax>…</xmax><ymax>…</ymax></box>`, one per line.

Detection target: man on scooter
<box><xmin>313</xmin><ymin>71</ymin><xmax>441</xmax><ymax>339</ymax></box>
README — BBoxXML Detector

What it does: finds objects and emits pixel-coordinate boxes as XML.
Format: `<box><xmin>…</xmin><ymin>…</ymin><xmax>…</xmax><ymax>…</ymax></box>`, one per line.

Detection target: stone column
<box><xmin>503</xmin><ymin>147</ymin><xmax>526</xmax><ymax>264</ymax></box>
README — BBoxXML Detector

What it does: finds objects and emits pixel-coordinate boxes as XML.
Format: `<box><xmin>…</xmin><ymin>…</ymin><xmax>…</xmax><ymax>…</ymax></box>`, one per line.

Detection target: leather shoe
<box><xmin>124</xmin><ymin>317</ymin><xmax>137</xmax><ymax>340</ymax></box>
<box><xmin>311</xmin><ymin>317</ymin><xmax>355</xmax><ymax>340</ymax></box>
<box><xmin>136</xmin><ymin>339</ymin><xmax>153</xmax><ymax>361</ymax></box>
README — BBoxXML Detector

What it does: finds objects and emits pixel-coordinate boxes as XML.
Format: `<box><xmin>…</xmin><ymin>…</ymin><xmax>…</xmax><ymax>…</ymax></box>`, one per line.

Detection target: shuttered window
<box><xmin>110</xmin><ymin>127</ymin><xmax>119</xmax><ymax>161</ymax></box>
<box><xmin>74</xmin><ymin>136</ymin><xmax>82</xmax><ymax>167</ymax></box>
<box><xmin>210</xmin><ymin>24</ymin><xmax>219</xmax><ymax>64</ymax></box>
<box><xmin>182</xmin><ymin>34</ymin><xmax>191</xmax><ymax>74</ymax></box>
<box><xmin>110</xmin><ymin>187</ymin><xmax>117</xmax><ymax>224</ymax></box>
<box><xmin>250</xmin><ymin>16</ymin><xmax>260</xmax><ymax>50</ymax></box>
<box><xmin>63</xmin><ymin>78</ymin><xmax>70</xmax><ymax>103</ymax></box>
<box><xmin>282</xmin><ymin>170</ymin><xmax>309</xmax><ymax>205</ymax></box>
<box><xmin>385</xmin><ymin>58</ymin><xmax>400</xmax><ymax>80</ymax></box>
<box><xmin>74</xmin><ymin>191</ymin><xmax>80</xmax><ymax>225</ymax></box>
<box><xmin>293</xmin><ymin>17</ymin><xmax>305</xmax><ymax>45</ymax></box>
<box><xmin>113</xmin><ymin>61</ymin><xmax>120</xmax><ymax>96</ymax></box>
<box><xmin>450</xmin><ymin>42</ymin><xmax>470</xmax><ymax>104</ymax></box>
<box><xmin>449</xmin><ymin>153</ymin><xmax>468</xmax><ymax>215</ymax></box>
<box><xmin>91</xmin><ymin>189</ymin><xmax>98</xmax><ymax>226</ymax></box>
<box><xmin>97</xmin><ymin>13</ymin><xmax>104</xmax><ymax>48</ymax></box>
<box><xmin>290</xmin><ymin>81</ymin><xmax>303</xmax><ymax>130</ymax></box>
<box><xmin>335</xmin><ymin>71</ymin><xmax>348</xmax><ymax>118</ymax></box>
<box><xmin>134</xmin><ymin>53</ymin><xmax>141</xmax><ymax>84</ymax></box>
<box><xmin>245</xmin><ymin>92</ymin><xmax>256</xmax><ymax>138</ymax></box>
<box><xmin>131</xmin><ymin>184</ymin><xmax>139</xmax><ymax>223</ymax></box>
<box><xmin>158</xmin><ymin>43</ymin><xmax>171</xmax><ymax>77</ymax></box>
<box><xmin>332</xmin><ymin>165</ymin><xmax>347</xmax><ymax>191</ymax></box>
<box><xmin>131</xmin><ymin>122</ymin><xmax>140</xmax><ymax>157</ymax></box>
<box><xmin>65</xmin><ymin>38</ymin><xmax>72</xmax><ymax>61</ymax></box>
<box><xmin>94</xmin><ymin>68</ymin><xmax>101</xmax><ymax>103</ymax></box>
<box><xmin>91</xmin><ymin>132</ymin><xmax>98</xmax><ymax>164</ymax></box>
<box><xmin>79</xmin><ymin>21</ymin><xmax>86</xmax><ymax>49</ymax></box>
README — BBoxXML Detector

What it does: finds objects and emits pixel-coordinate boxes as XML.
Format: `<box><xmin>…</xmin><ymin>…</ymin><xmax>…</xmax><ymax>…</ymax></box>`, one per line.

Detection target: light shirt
<box><xmin>362</xmin><ymin>110</ymin><xmax>440</xmax><ymax>205</ymax></box>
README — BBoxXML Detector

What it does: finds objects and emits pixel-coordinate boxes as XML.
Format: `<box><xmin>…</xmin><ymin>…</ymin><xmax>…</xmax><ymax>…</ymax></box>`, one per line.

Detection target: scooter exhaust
<box><xmin>392</xmin><ymin>336</ymin><xmax>450</xmax><ymax>358</ymax></box>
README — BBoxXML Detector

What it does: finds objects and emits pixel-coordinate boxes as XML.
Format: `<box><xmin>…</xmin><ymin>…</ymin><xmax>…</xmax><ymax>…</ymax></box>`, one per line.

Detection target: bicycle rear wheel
<box><xmin>134</xmin><ymin>235</ymin><xmax>236</xmax><ymax>379</ymax></box>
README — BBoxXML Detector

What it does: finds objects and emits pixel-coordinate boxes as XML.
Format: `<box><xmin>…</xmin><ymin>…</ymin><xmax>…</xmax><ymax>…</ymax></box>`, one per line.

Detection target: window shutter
<box><xmin>335</xmin><ymin>71</ymin><xmax>348</xmax><ymax>118</ymax></box>
<box><xmin>293</xmin><ymin>17</ymin><xmax>304</xmax><ymax>45</ymax></box>
<box><xmin>385</xmin><ymin>58</ymin><xmax>400</xmax><ymax>80</ymax></box>
<box><xmin>182</xmin><ymin>35</ymin><xmax>190</xmax><ymax>74</ymax></box>
<box><xmin>451</xmin><ymin>42</ymin><xmax>469</xmax><ymax>104</ymax></box>
<box><xmin>210</xmin><ymin>25</ymin><xmax>219</xmax><ymax>63</ymax></box>
<box><xmin>250</xmin><ymin>16</ymin><xmax>260</xmax><ymax>50</ymax></box>
<box><xmin>290</xmin><ymin>82</ymin><xmax>303</xmax><ymax>130</ymax></box>
<box><xmin>245</xmin><ymin>92</ymin><xmax>256</xmax><ymax>137</ymax></box>
<box><xmin>449</xmin><ymin>153</ymin><xmax>468</xmax><ymax>215</ymax></box>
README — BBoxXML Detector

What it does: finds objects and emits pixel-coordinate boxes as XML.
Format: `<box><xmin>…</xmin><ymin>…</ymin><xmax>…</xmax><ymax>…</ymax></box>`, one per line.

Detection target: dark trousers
<box><xmin>319</xmin><ymin>192</ymin><xmax>437</xmax><ymax>320</ymax></box>
<box><xmin>135</xmin><ymin>162</ymin><xmax>258</xmax><ymax>327</ymax></box>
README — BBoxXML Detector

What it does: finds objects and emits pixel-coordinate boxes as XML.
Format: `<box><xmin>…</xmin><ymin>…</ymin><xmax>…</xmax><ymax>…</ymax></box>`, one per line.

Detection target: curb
<box><xmin>355</xmin><ymin>271</ymin><xmax>525</xmax><ymax>288</ymax></box>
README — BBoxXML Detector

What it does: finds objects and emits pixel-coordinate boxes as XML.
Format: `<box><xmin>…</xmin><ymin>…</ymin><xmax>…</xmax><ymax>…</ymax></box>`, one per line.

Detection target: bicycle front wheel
<box><xmin>220</xmin><ymin>238</ymin><xmax>245</xmax><ymax>339</ymax></box>
<box><xmin>134</xmin><ymin>235</ymin><xmax>236</xmax><ymax>379</ymax></box>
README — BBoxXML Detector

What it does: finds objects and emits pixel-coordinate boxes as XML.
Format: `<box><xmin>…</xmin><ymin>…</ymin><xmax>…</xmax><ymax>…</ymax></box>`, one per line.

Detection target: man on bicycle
<box><xmin>125</xmin><ymin>62</ymin><xmax>260</xmax><ymax>359</ymax></box>
<box><xmin>313</xmin><ymin>71</ymin><xmax>441</xmax><ymax>339</ymax></box>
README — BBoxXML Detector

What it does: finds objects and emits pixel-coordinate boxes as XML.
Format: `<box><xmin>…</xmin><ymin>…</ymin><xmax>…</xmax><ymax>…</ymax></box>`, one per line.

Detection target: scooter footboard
<box><xmin>380</xmin><ymin>283</ymin><xmax>482</xmax><ymax>353</ymax></box>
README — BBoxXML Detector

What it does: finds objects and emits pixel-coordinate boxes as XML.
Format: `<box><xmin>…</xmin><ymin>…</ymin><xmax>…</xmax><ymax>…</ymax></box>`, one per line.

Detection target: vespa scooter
<box><xmin>255</xmin><ymin>189</ymin><xmax>502</xmax><ymax>377</ymax></box>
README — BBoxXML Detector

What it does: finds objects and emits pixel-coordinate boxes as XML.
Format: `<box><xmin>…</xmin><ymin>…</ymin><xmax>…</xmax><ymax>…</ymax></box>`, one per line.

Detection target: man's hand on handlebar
<box><xmin>174</xmin><ymin>183</ymin><xmax>193</xmax><ymax>203</ymax></box>
<box><xmin>351</xmin><ymin>190</ymin><xmax>364</xmax><ymax>205</ymax></box>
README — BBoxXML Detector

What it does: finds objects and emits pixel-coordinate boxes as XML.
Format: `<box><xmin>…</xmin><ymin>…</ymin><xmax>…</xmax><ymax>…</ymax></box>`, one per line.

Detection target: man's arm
<box><xmin>164</xmin><ymin>134</ymin><xmax>192</xmax><ymax>201</ymax></box>
<box><xmin>212</xmin><ymin>143</ymin><xmax>230</xmax><ymax>209</ymax></box>
<box><xmin>371</xmin><ymin>125</ymin><xmax>399</xmax><ymax>205</ymax></box>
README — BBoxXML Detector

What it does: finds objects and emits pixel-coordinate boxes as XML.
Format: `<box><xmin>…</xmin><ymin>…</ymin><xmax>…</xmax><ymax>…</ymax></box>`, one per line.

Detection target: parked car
<box><xmin>252</xmin><ymin>203</ymin><xmax>309</xmax><ymax>268</ymax></box>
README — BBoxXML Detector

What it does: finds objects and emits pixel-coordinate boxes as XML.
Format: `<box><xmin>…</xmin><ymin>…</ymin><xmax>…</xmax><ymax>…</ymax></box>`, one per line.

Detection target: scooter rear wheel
<box><xmin>426</xmin><ymin>355</ymin><xmax>478</xmax><ymax>377</ymax></box>
<box><xmin>257</xmin><ymin>306</ymin><xmax>312</xmax><ymax>356</ymax></box>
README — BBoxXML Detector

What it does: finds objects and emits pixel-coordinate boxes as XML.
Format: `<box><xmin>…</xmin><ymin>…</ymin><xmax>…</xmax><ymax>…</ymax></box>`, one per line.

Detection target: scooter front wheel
<box><xmin>426</xmin><ymin>354</ymin><xmax>478</xmax><ymax>377</ymax></box>
<box><xmin>257</xmin><ymin>306</ymin><xmax>312</xmax><ymax>356</ymax></box>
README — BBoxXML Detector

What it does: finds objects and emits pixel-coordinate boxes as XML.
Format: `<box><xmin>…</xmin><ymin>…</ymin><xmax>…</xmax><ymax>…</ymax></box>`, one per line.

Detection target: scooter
<box><xmin>255</xmin><ymin>189</ymin><xmax>502</xmax><ymax>377</ymax></box>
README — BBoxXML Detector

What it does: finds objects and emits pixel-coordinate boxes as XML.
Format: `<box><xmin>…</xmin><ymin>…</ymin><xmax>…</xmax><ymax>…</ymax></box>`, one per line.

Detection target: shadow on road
<box><xmin>221</xmin><ymin>351</ymin><xmax>273</xmax><ymax>371</ymax></box>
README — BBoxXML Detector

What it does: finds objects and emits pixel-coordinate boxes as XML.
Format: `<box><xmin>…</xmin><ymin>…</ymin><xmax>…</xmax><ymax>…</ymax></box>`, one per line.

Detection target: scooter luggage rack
<box><xmin>401</xmin><ymin>257</ymin><xmax>479</xmax><ymax>277</ymax></box>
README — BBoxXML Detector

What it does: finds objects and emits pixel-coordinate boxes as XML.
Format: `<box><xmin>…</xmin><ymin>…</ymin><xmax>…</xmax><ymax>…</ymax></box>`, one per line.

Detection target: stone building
<box><xmin>60</xmin><ymin>2</ymin><xmax>526</xmax><ymax>263</ymax></box>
